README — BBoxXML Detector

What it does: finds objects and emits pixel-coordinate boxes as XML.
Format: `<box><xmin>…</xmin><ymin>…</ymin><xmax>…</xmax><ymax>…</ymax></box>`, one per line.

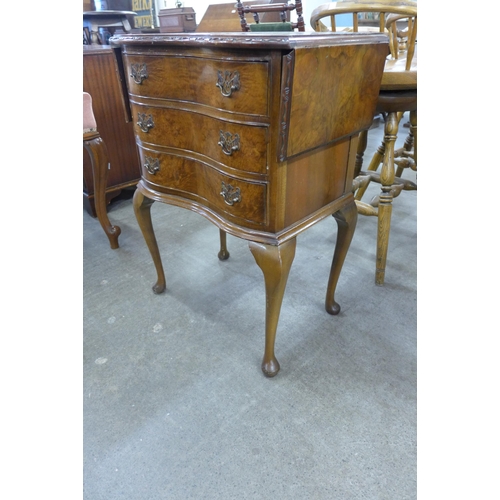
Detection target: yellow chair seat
<box><xmin>381</xmin><ymin>49</ymin><xmax>417</xmax><ymax>90</ymax></box>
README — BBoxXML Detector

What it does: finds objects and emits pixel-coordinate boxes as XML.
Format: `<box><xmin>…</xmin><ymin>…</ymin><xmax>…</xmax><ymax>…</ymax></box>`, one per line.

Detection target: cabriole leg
<box><xmin>133</xmin><ymin>189</ymin><xmax>166</xmax><ymax>294</ymax></box>
<box><xmin>249</xmin><ymin>238</ymin><xmax>296</xmax><ymax>377</ymax></box>
<box><xmin>325</xmin><ymin>199</ymin><xmax>358</xmax><ymax>315</ymax></box>
<box><xmin>84</xmin><ymin>136</ymin><xmax>121</xmax><ymax>249</ymax></box>
<box><xmin>218</xmin><ymin>229</ymin><xmax>230</xmax><ymax>260</ymax></box>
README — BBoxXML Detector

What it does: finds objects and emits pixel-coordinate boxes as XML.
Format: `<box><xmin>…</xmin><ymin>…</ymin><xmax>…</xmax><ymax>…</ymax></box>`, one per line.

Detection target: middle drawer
<box><xmin>131</xmin><ymin>104</ymin><xmax>269</xmax><ymax>175</ymax></box>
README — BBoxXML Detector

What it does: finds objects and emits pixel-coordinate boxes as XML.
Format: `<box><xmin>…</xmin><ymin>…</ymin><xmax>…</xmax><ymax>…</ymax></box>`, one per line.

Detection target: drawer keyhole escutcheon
<box><xmin>216</xmin><ymin>70</ymin><xmax>240</xmax><ymax>97</ymax></box>
<box><xmin>144</xmin><ymin>156</ymin><xmax>160</xmax><ymax>175</ymax></box>
<box><xmin>130</xmin><ymin>63</ymin><xmax>148</xmax><ymax>84</ymax></box>
<box><xmin>137</xmin><ymin>113</ymin><xmax>155</xmax><ymax>133</ymax></box>
<box><xmin>220</xmin><ymin>181</ymin><xmax>241</xmax><ymax>206</ymax></box>
<box><xmin>218</xmin><ymin>130</ymin><xmax>240</xmax><ymax>156</ymax></box>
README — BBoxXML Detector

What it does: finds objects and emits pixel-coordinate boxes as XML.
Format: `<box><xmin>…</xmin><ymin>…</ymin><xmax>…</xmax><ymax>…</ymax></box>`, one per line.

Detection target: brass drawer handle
<box><xmin>218</xmin><ymin>130</ymin><xmax>240</xmax><ymax>156</ymax></box>
<box><xmin>220</xmin><ymin>181</ymin><xmax>241</xmax><ymax>206</ymax></box>
<box><xmin>216</xmin><ymin>70</ymin><xmax>240</xmax><ymax>97</ymax></box>
<box><xmin>144</xmin><ymin>156</ymin><xmax>160</xmax><ymax>175</ymax></box>
<box><xmin>130</xmin><ymin>63</ymin><xmax>148</xmax><ymax>85</ymax></box>
<box><xmin>137</xmin><ymin>113</ymin><xmax>154</xmax><ymax>133</ymax></box>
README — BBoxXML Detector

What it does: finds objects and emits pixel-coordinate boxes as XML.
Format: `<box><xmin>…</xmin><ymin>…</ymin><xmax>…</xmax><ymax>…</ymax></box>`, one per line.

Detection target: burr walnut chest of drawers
<box><xmin>111</xmin><ymin>32</ymin><xmax>388</xmax><ymax>377</ymax></box>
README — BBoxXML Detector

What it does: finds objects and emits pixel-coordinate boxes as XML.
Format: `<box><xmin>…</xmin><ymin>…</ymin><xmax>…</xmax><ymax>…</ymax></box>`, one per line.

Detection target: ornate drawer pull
<box><xmin>220</xmin><ymin>181</ymin><xmax>241</xmax><ymax>206</ymax></box>
<box><xmin>137</xmin><ymin>113</ymin><xmax>154</xmax><ymax>133</ymax></box>
<box><xmin>144</xmin><ymin>156</ymin><xmax>160</xmax><ymax>175</ymax></box>
<box><xmin>130</xmin><ymin>63</ymin><xmax>148</xmax><ymax>84</ymax></box>
<box><xmin>218</xmin><ymin>130</ymin><xmax>240</xmax><ymax>156</ymax></box>
<box><xmin>216</xmin><ymin>70</ymin><xmax>240</xmax><ymax>97</ymax></box>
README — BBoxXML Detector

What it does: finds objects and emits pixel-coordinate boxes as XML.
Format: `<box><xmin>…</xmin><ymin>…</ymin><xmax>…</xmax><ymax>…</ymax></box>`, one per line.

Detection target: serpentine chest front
<box><xmin>112</xmin><ymin>32</ymin><xmax>388</xmax><ymax>376</ymax></box>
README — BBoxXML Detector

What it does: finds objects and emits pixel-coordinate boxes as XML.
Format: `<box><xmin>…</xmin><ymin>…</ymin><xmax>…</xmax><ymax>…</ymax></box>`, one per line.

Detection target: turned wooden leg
<box><xmin>218</xmin><ymin>229</ymin><xmax>230</xmax><ymax>260</ymax></box>
<box><xmin>395</xmin><ymin>111</ymin><xmax>416</xmax><ymax>177</ymax></box>
<box><xmin>354</xmin><ymin>129</ymin><xmax>368</xmax><ymax>178</ymax></box>
<box><xmin>84</xmin><ymin>135</ymin><xmax>121</xmax><ymax>249</ymax></box>
<box><xmin>409</xmin><ymin>108</ymin><xmax>417</xmax><ymax>167</ymax></box>
<box><xmin>249</xmin><ymin>238</ymin><xmax>296</xmax><ymax>377</ymax></box>
<box><xmin>376</xmin><ymin>112</ymin><xmax>399</xmax><ymax>285</ymax></box>
<box><xmin>354</xmin><ymin>140</ymin><xmax>385</xmax><ymax>201</ymax></box>
<box><xmin>325</xmin><ymin>199</ymin><xmax>358</xmax><ymax>315</ymax></box>
<box><xmin>133</xmin><ymin>189</ymin><xmax>166</xmax><ymax>294</ymax></box>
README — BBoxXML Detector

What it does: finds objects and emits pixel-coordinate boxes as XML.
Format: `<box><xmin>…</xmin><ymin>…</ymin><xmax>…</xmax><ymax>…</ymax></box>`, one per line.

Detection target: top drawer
<box><xmin>124</xmin><ymin>54</ymin><xmax>270</xmax><ymax>117</ymax></box>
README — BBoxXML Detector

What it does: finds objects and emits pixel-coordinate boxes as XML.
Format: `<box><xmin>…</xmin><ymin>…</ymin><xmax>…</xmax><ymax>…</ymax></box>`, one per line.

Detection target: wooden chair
<box><xmin>311</xmin><ymin>0</ymin><xmax>417</xmax><ymax>285</ymax></box>
<box><xmin>236</xmin><ymin>1</ymin><xmax>305</xmax><ymax>31</ymax></box>
<box><xmin>83</xmin><ymin>92</ymin><xmax>121</xmax><ymax>249</ymax></box>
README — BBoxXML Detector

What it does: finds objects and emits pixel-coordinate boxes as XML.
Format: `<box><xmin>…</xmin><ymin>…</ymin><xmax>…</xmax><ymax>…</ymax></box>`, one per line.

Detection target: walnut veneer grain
<box><xmin>111</xmin><ymin>32</ymin><xmax>388</xmax><ymax>376</ymax></box>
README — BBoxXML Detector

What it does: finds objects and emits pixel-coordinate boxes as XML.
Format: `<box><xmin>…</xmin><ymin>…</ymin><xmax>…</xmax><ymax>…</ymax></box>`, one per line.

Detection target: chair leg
<box><xmin>84</xmin><ymin>135</ymin><xmax>121</xmax><ymax>249</ymax></box>
<box><xmin>375</xmin><ymin>112</ymin><xmax>399</xmax><ymax>285</ymax></box>
<box><xmin>409</xmin><ymin>108</ymin><xmax>417</xmax><ymax>167</ymax></box>
<box><xmin>354</xmin><ymin>129</ymin><xmax>368</xmax><ymax>178</ymax></box>
<box><xmin>354</xmin><ymin>140</ymin><xmax>385</xmax><ymax>201</ymax></box>
<box><xmin>394</xmin><ymin>110</ymin><xmax>417</xmax><ymax>177</ymax></box>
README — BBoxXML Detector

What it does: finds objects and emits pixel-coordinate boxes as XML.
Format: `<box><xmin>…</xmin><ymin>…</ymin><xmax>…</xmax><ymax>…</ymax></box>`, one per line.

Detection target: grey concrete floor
<box><xmin>83</xmin><ymin>116</ymin><xmax>416</xmax><ymax>499</ymax></box>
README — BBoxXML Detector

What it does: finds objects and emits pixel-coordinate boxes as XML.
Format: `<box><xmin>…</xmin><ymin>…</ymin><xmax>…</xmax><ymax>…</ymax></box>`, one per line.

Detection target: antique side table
<box><xmin>111</xmin><ymin>32</ymin><xmax>388</xmax><ymax>377</ymax></box>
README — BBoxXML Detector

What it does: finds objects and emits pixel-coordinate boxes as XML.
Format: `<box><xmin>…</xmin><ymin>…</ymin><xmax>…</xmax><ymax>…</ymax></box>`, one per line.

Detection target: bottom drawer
<box><xmin>138</xmin><ymin>147</ymin><xmax>268</xmax><ymax>226</ymax></box>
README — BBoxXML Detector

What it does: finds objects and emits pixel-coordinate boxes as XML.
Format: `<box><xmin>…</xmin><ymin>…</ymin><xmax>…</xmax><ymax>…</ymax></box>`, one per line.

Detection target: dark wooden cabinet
<box><xmin>83</xmin><ymin>45</ymin><xmax>140</xmax><ymax>216</ymax></box>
